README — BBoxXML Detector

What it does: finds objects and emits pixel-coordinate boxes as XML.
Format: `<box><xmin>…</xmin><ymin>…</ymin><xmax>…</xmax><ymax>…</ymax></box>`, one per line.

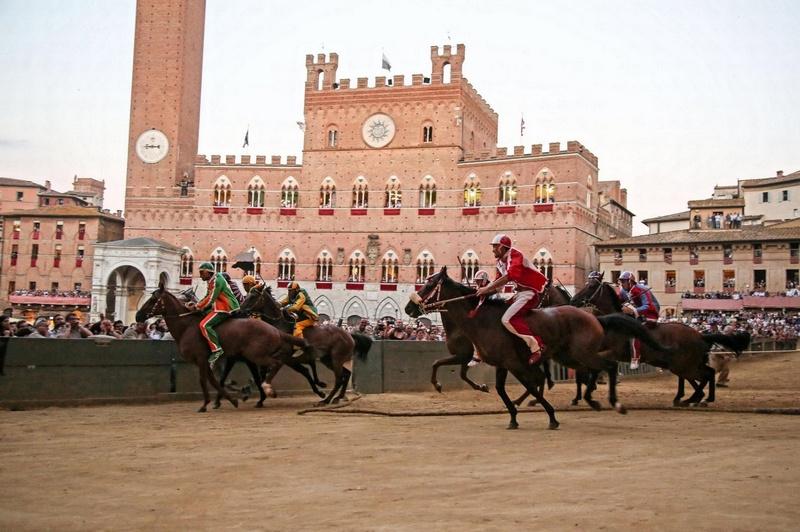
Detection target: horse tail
<box><xmin>701</xmin><ymin>332</ymin><xmax>751</xmax><ymax>356</ymax></box>
<box><xmin>597</xmin><ymin>313</ymin><xmax>669</xmax><ymax>351</ymax></box>
<box><xmin>350</xmin><ymin>332</ymin><xmax>373</xmax><ymax>360</ymax></box>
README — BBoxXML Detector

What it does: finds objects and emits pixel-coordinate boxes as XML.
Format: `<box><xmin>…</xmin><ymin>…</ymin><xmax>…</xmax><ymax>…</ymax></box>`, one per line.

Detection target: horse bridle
<box><xmin>409</xmin><ymin>275</ymin><xmax>445</xmax><ymax>314</ymax></box>
<box><xmin>143</xmin><ymin>289</ymin><xmax>198</xmax><ymax>319</ymax></box>
<box><xmin>249</xmin><ymin>285</ymin><xmax>283</xmax><ymax>321</ymax></box>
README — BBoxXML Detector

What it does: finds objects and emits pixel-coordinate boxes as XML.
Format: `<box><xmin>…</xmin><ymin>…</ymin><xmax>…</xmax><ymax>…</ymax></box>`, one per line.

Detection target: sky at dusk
<box><xmin>0</xmin><ymin>0</ymin><xmax>798</xmax><ymax>234</ymax></box>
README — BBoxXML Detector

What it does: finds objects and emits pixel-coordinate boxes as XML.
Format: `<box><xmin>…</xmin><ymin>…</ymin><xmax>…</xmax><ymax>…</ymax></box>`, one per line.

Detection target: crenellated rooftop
<box><xmin>462</xmin><ymin>140</ymin><xmax>598</xmax><ymax>168</ymax></box>
<box><xmin>195</xmin><ymin>154</ymin><xmax>301</xmax><ymax>167</ymax></box>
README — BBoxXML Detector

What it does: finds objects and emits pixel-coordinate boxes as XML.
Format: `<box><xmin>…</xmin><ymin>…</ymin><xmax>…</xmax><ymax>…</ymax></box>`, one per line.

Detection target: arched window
<box><xmin>384</xmin><ymin>176</ymin><xmax>402</xmax><ymax>208</ymax></box>
<box><xmin>535</xmin><ymin>168</ymin><xmax>556</xmax><ymax>203</ymax></box>
<box><xmin>352</xmin><ymin>176</ymin><xmax>369</xmax><ymax>208</ymax></box>
<box><xmin>180</xmin><ymin>247</ymin><xmax>193</xmax><ymax>278</ymax></box>
<box><xmin>348</xmin><ymin>251</ymin><xmax>366</xmax><ymax>282</ymax></box>
<box><xmin>422</xmin><ymin>125</ymin><xmax>433</xmax><ymax>143</ymax></box>
<box><xmin>532</xmin><ymin>248</ymin><xmax>554</xmax><ymax>281</ymax></box>
<box><xmin>277</xmin><ymin>249</ymin><xmax>296</xmax><ymax>281</ymax></box>
<box><xmin>381</xmin><ymin>250</ymin><xmax>399</xmax><ymax>283</ymax></box>
<box><xmin>247</xmin><ymin>176</ymin><xmax>265</xmax><ymax>208</ymax></box>
<box><xmin>281</xmin><ymin>177</ymin><xmax>299</xmax><ymax>208</ymax></box>
<box><xmin>416</xmin><ymin>250</ymin><xmax>436</xmax><ymax>283</ymax></box>
<box><xmin>210</xmin><ymin>247</ymin><xmax>227</xmax><ymax>273</ymax></box>
<box><xmin>316</xmin><ymin>250</ymin><xmax>333</xmax><ymax>281</ymax></box>
<box><xmin>460</xmin><ymin>249</ymin><xmax>480</xmax><ymax>284</ymax></box>
<box><xmin>419</xmin><ymin>175</ymin><xmax>437</xmax><ymax>208</ymax></box>
<box><xmin>327</xmin><ymin>128</ymin><xmax>338</xmax><ymax>148</ymax></box>
<box><xmin>498</xmin><ymin>172</ymin><xmax>517</xmax><ymax>206</ymax></box>
<box><xmin>213</xmin><ymin>176</ymin><xmax>232</xmax><ymax>207</ymax></box>
<box><xmin>463</xmin><ymin>174</ymin><xmax>481</xmax><ymax>207</ymax></box>
<box><xmin>319</xmin><ymin>177</ymin><xmax>336</xmax><ymax>208</ymax></box>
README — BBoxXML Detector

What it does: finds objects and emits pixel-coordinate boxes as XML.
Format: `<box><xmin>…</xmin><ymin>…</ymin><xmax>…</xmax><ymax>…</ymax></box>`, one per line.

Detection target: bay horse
<box><xmin>240</xmin><ymin>284</ymin><xmax>372</xmax><ymax>405</ymax></box>
<box><xmin>406</xmin><ymin>267</ymin><xmax>668</xmax><ymax>430</ymax></box>
<box><xmin>571</xmin><ymin>276</ymin><xmax>751</xmax><ymax>406</ymax></box>
<box><xmin>136</xmin><ymin>283</ymin><xmax>304</xmax><ymax>412</ymax></box>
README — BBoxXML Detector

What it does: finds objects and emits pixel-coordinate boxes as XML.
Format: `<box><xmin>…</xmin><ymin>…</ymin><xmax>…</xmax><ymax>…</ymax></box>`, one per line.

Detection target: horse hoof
<box><xmin>255</xmin><ymin>402</ymin><xmax>264</xmax><ymax>408</ymax></box>
<box><xmin>434</xmin><ymin>383</ymin><xmax>443</xmax><ymax>393</ymax></box>
<box><xmin>614</xmin><ymin>402</ymin><xmax>628</xmax><ymax>415</ymax></box>
<box><xmin>212</xmin><ymin>402</ymin><xmax>221</xmax><ymax>410</ymax></box>
<box><xmin>693</xmin><ymin>402</ymin><xmax>709</xmax><ymax>408</ymax></box>
<box><xmin>587</xmin><ymin>400</ymin><xmax>602</xmax><ymax>411</ymax></box>
<box><xmin>678</xmin><ymin>401</ymin><xmax>691</xmax><ymax>408</ymax></box>
<box><xmin>507</xmin><ymin>422</ymin><xmax>519</xmax><ymax>430</ymax></box>
<box><xmin>231</xmin><ymin>399</ymin><xmax>239</xmax><ymax>408</ymax></box>
<box><xmin>548</xmin><ymin>421</ymin><xmax>560</xmax><ymax>430</ymax></box>
<box><xmin>478</xmin><ymin>384</ymin><xmax>490</xmax><ymax>393</ymax></box>
<box><xmin>332</xmin><ymin>398</ymin><xmax>340</xmax><ymax>405</ymax></box>
<box><xmin>197</xmin><ymin>406</ymin><xmax>207</xmax><ymax>413</ymax></box>
<box><xmin>315</xmin><ymin>400</ymin><xmax>329</xmax><ymax>407</ymax></box>
<box><xmin>672</xmin><ymin>400</ymin><xmax>681</xmax><ymax>407</ymax></box>
<box><xmin>317</xmin><ymin>382</ymin><xmax>328</xmax><ymax>389</ymax></box>
<box><xmin>527</xmin><ymin>400</ymin><xmax>538</xmax><ymax>407</ymax></box>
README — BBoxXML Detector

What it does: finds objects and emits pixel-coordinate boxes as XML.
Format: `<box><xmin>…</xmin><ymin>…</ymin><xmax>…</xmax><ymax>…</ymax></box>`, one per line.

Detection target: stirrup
<box><xmin>467</xmin><ymin>356</ymin><xmax>481</xmax><ymax>367</ymax></box>
<box><xmin>528</xmin><ymin>350</ymin><xmax>542</xmax><ymax>365</ymax></box>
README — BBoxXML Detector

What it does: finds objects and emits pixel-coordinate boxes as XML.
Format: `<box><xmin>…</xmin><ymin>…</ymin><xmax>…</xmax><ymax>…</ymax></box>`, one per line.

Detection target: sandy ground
<box><xmin>0</xmin><ymin>351</ymin><xmax>798</xmax><ymax>531</ymax></box>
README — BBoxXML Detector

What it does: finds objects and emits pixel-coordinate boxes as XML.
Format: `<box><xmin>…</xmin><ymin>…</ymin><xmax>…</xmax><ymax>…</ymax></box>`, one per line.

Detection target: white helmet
<box><xmin>473</xmin><ymin>270</ymin><xmax>490</xmax><ymax>286</ymax></box>
<box><xmin>490</xmin><ymin>234</ymin><xmax>512</xmax><ymax>248</ymax></box>
<box><xmin>618</xmin><ymin>271</ymin><xmax>634</xmax><ymax>281</ymax></box>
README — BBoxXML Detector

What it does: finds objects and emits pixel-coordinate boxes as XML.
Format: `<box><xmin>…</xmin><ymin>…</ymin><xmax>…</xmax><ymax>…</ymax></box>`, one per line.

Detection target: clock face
<box><xmin>362</xmin><ymin>113</ymin><xmax>396</xmax><ymax>148</ymax></box>
<box><xmin>135</xmin><ymin>129</ymin><xmax>169</xmax><ymax>164</ymax></box>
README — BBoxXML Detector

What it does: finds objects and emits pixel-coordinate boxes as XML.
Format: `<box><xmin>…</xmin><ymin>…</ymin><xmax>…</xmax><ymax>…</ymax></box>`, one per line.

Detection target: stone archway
<box><xmin>104</xmin><ymin>265</ymin><xmax>147</xmax><ymax>324</ymax></box>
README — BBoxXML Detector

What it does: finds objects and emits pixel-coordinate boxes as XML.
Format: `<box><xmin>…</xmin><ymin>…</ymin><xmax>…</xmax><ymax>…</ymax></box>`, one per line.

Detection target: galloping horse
<box><xmin>406</xmin><ymin>267</ymin><xmax>668</xmax><ymax>430</ymax></box>
<box><xmin>571</xmin><ymin>276</ymin><xmax>751</xmax><ymax>405</ymax></box>
<box><xmin>136</xmin><ymin>283</ymin><xmax>304</xmax><ymax>412</ymax></box>
<box><xmin>240</xmin><ymin>284</ymin><xmax>371</xmax><ymax>405</ymax></box>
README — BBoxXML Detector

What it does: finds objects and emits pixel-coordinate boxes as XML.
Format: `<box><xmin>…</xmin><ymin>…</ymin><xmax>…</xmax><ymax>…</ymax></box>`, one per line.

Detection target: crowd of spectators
<box><xmin>681</xmin><ymin>282</ymin><xmax>800</xmax><ymax>299</ymax></box>
<box><xmin>671</xmin><ymin>310</ymin><xmax>800</xmax><ymax>341</ymax></box>
<box><xmin>11</xmin><ymin>289</ymin><xmax>92</xmax><ymax>298</ymax></box>
<box><xmin>327</xmin><ymin>318</ymin><xmax>446</xmax><ymax>341</ymax></box>
<box><xmin>1</xmin><ymin>312</ymin><xmax>172</xmax><ymax>341</ymax></box>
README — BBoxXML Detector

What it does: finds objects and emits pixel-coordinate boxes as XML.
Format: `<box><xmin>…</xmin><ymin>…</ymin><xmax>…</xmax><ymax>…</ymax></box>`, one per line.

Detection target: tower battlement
<box><xmin>462</xmin><ymin>140</ymin><xmax>598</xmax><ymax>168</ymax></box>
<box><xmin>196</xmin><ymin>154</ymin><xmax>301</xmax><ymax>167</ymax></box>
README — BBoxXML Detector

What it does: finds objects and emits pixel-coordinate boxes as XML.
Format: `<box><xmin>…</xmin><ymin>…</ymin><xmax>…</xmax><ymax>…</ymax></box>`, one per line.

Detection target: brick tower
<box><xmin>125</xmin><ymin>0</ymin><xmax>205</xmax><ymax>212</ymax></box>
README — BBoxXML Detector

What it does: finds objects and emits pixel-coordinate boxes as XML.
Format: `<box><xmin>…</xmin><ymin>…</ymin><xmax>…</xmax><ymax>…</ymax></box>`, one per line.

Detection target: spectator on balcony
<box><xmin>28</xmin><ymin>318</ymin><xmax>52</xmax><ymax>338</ymax></box>
<box><xmin>123</xmin><ymin>322</ymin><xmax>149</xmax><ymax>340</ymax></box>
<box><xmin>59</xmin><ymin>313</ymin><xmax>93</xmax><ymax>338</ymax></box>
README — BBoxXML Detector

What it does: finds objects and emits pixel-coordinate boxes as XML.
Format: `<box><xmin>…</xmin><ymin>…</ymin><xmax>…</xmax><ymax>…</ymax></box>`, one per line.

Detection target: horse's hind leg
<box><xmin>511</xmin><ymin>367</ymin><xmax>559</xmax><ymax>430</ymax></box>
<box><xmin>583</xmin><ymin>370</ymin><xmax>602</xmax><ymax>411</ymax></box>
<box><xmin>197</xmin><ymin>366</ymin><xmax>211</xmax><ymax>413</ymax></box>
<box><xmin>214</xmin><ymin>358</ymin><xmax>236</xmax><ymax>409</ymax></box>
<box><xmin>319</xmin><ymin>371</ymin><xmax>342</xmax><ymax>405</ymax></box>
<box><xmin>680</xmin><ymin>378</ymin><xmax>705</xmax><ymax>406</ymax></box>
<box><xmin>332</xmin><ymin>368</ymin><xmax>352</xmax><ymax>403</ymax></box>
<box><xmin>673</xmin><ymin>377</ymin><xmax>686</xmax><ymax>406</ymax></box>
<box><xmin>494</xmin><ymin>368</ymin><xmax>520</xmax><ymax>429</ymax></box>
<box><xmin>244</xmin><ymin>361</ymin><xmax>268</xmax><ymax>408</ymax></box>
<box><xmin>700</xmin><ymin>366</ymin><xmax>716</xmax><ymax>406</ymax></box>
<box><xmin>207</xmin><ymin>368</ymin><xmax>239</xmax><ymax>408</ymax></box>
<box><xmin>458</xmin><ymin>359</ymin><xmax>490</xmax><ymax>393</ymax></box>
<box><xmin>431</xmin><ymin>354</ymin><xmax>458</xmax><ymax>393</ymax></box>
<box><xmin>307</xmin><ymin>360</ymin><xmax>327</xmax><ymax>388</ymax></box>
<box><xmin>605</xmin><ymin>364</ymin><xmax>627</xmax><ymax>414</ymax></box>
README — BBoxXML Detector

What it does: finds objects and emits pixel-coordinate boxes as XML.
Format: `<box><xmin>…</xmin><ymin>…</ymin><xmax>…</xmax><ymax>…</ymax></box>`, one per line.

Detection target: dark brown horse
<box><xmin>406</xmin><ymin>267</ymin><xmax>668</xmax><ymax>430</ymax></box>
<box><xmin>240</xmin><ymin>284</ymin><xmax>371</xmax><ymax>405</ymax></box>
<box><xmin>571</xmin><ymin>276</ymin><xmax>751</xmax><ymax>405</ymax></box>
<box><xmin>136</xmin><ymin>283</ymin><xmax>304</xmax><ymax>412</ymax></box>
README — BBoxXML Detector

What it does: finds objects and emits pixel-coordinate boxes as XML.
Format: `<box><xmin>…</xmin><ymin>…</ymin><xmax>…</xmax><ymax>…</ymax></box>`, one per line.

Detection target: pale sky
<box><xmin>1</xmin><ymin>0</ymin><xmax>798</xmax><ymax>234</ymax></box>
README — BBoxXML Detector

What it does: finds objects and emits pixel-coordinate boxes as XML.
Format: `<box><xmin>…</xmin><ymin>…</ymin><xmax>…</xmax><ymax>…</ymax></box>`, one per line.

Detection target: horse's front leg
<box><xmin>206</xmin><ymin>366</ymin><xmax>238</xmax><ymax>408</ymax></box>
<box><xmin>572</xmin><ymin>370</ymin><xmax>585</xmax><ymax>406</ymax></box>
<box><xmin>243</xmin><ymin>361</ymin><xmax>268</xmax><ymax>408</ymax></box>
<box><xmin>673</xmin><ymin>376</ymin><xmax>686</xmax><ymax>406</ymax></box>
<box><xmin>285</xmin><ymin>359</ymin><xmax>326</xmax><ymax>398</ymax></box>
<box><xmin>680</xmin><ymin>378</ymin><xmax>705</xmax><ymax>406</ymax></box>
<box><xmin>605</xmin><ymin>363</ymin><xmax>627</xmax><ymax>414</ymax></box>
<box><xmin>699</xmin><ymin>366</ymin><xmax>716</xmax><ymax>406</ymax></box>
<box><xmin>332</xmin><ymin>367</ymin><xmax>352</xmax><ymax>403</ymax></box>
<box><xmin>307</xmin><ymin>359</ymin><xmax>327</xmax><ymax>388</ymax></box>
<box><xmin>494</xmin><ymin>367</ymin><xmax>520</xmax><ymax>429</ymax></box>
<box><xmin>197</xmin><ymin>364</ymin><xmax>211</xmax><ymax>413</ymax></box>
<box><xmin>583</xmin><ymin>370</ymin><xmax>602</xmax><ymax>411</ymax></box>
<box><xmin>213</xmin><ymin>357</ymin><xmax>237</xmax><ymax>409</ymax></box>
<box><xmin>510</xmin><ymin>366</ymin><xmax>559</xmax><ymax>430</ymax></box>
<box><xmin>260</xmin><ymin>360</ymin><xmax>284</xmax><ymax>399</ymax></box>
<box><xmin>319</xmin><ymin>367</ymin><xmax>343</xmax><ymax>406</ymax></box>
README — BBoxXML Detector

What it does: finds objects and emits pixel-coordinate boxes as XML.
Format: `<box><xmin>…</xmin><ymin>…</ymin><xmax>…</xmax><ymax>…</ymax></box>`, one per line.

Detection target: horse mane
<box><xmin>554</xmin><ymin>285</ymin><xmax>573</xmax><ymax>301</ymax></box>
<box><xmin>602</xmin><ymin>283</ymin><xmax>623</xmax><ymax>311</ymax></box>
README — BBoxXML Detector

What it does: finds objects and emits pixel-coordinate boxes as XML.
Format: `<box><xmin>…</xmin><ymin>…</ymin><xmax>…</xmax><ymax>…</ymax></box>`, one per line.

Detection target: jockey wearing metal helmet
<box><xmin>473</xmin><ymin>270</ymin><xmax>491</xmax><ymax>288</ymax></box>
<box><xmin>617</xmin><ymin>270</ymin><xmax>659</xmax><ymax>369</ymax></box>
<box><xmin>476</xmin><ymin>233</ymin><xmax>549</xmax><ymax>365</ymax></box>
<box><xmin>189</xmin><ymin>262</ymin><xmax>240</xmax><ymax>369</ymax></box>
<box><xmin>241</xmin><ymin>274</ymin><xmax>259</xmax><ymax>294</ymax></box>
<box><xmin>279</xmin><ymin>281</ymin><xmax>319</xmax><ymax>357</ymax></box>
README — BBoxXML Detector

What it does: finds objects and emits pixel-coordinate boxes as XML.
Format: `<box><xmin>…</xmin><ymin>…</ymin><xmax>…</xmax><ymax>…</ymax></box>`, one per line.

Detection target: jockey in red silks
<box><xmin>475</xmin><ymin>234</ymin><xmax>549</xmax><ymax>365</ymax></box>
<box><xmin>618</xmin><ymin>270</ymin><xmax>659</xmax><ymax>369</ymax></box>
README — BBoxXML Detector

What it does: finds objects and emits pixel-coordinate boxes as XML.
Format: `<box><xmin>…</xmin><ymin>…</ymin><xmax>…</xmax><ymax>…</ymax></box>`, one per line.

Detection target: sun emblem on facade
<box><xmin>362</xmin><ymin>113</ymin><xmax>396</xmax><ymax>148</ymax></box>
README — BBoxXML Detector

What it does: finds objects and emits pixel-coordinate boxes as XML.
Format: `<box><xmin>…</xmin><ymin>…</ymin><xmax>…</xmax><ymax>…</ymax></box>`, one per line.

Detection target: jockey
<box><xmin>191</xmin><ymin>262</ymin><xmax>240</xmax><ymax>369</ymax></box>
<box><xmin>221</xmin><ymin>271</ymin><xmax>246</xmax><ymax>304</ymax></box>
<box><xmin>618</xmin><ymin>271</ymin><xmax>659</xmax><ymax>369</ymax></box>
<box><xmin>587</xmin><ymin>270</ymin><xmax>603</xmax><ymax>283</ymax></box>
<box><xmin>475</xmin><ymin>234</ymin><xmax>549</xmax><ymax>365</ymax></box>
<box><xmin>241</xmin><ymin>275</ymin><xmax>259</xmax><ymax>294</ymax></box>
<box><xmin>279</xmin><ymin>281</ymin><xmax>319</xmax><ymax>357</ymax></box>
<box><xmin>467</xmin><ymin>270</ymin><xmax>491</xmax><ymax>367</ymax></box>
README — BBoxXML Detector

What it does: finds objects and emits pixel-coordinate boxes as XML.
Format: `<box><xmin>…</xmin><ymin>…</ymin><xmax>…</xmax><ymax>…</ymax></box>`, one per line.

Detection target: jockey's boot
<box><xmin>208</xmin><ymin>348</ymin><xmax>224</xmax><ymax>369</ymax></box>
<box><xmin>468</xmin><ymin>356</ymin><xmax>482</xmax><ymax>367</ymax></box>
<box><xmin>292</xmin><ymin>344</ymin><xmax>305</xmax><ymax>359</ymax></box>
<box><xmin>527</xmin><ymin>336</ymin><xmax>543</xmax><ymax>365</ymax></box>
<box><xmin>630</xmin><ymin>339</ymin><xmax>640</xmax><ymax>369</ymax></box>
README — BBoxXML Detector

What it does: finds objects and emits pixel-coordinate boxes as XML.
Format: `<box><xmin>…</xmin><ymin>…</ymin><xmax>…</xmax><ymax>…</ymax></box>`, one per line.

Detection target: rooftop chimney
<box><xmin>44</xmin><ymin>180</ymin><xmax>51</xmax><ymax>190</ymax></box>
<box><xmin>777</xmin><ymin>170</ymin><xmax>784</xmax><ymax>177</ymax></box>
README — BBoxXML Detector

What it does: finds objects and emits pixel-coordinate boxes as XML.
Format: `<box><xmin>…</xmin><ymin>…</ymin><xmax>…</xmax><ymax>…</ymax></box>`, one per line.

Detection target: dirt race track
<box><xmin>1</xmin><ymin>351</ymin><xmax>798</xmax><ymax>531</ymax></box>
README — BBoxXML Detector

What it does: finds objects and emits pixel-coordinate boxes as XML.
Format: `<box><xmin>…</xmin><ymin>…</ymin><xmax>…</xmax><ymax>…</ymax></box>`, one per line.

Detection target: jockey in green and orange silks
<box><xmin>279</xmin><ymin>281</ymin><xmax>318</xmax><ymax>357</ymax></box>
<box><xmin>193</xmin><ymin>262</ymin><xmax>240</xmax><ymax>369</ymax></box>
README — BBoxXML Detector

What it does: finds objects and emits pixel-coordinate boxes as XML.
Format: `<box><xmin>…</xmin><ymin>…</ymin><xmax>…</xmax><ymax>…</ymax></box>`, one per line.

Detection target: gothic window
<box><xmin>319</xmin><ymin>177</ymin><xmax>336</xmax><ymax>208</ymax></box>
<box><xmin>416</xmin><ymin>250</ymin><xmax>436</xmax><ymax>283</ymax></box>
<box><xmin>498</xmin><ymin>172</ymin><xmax>517</xmax><ymax>206</ymax></box>
<box><xmin>463</xmin><ymin>174</ymin><xmax>481</xmax><ymax>207</ymax></box>
<box><xmin>247</xmin><ymin>176</ymin><xmax>265</xmax><ymax>208</ymax></box>
<box><xmin>348</xmin><ymin>251</ymin><xmax>366</xmax><ymax>282</ymax></box>
<box><xmin>213</xmin><ymin>176</ymin><xmax>232</xmax><ymax>207</ymax></box>
<box><xmin>352</xmin><ymin>176</ymin><xmax>369</xmax><ymax>208</ymax></box>
<box><xmin>532</xmin><ymin>248</ymin><xmax>554</xmax><ymax>281</ymax></box>
<box><xmin>534</xmin><ymin>168</ymin><xmax>556</xmax><ymax>203</ymax></box>
<box><xmin>316</xmin><ymin>250</ymin><xmax>333</xmax><ymax>281</ymax></box>
<box><xmin>277</xmin><ymin>249</ymin><xmax>296</xmax><ymax>280</ymax></box>
<box><xmin>53</xmin><ymin>244</ymin><xmax>62</xmax><ymax>267</ymax></box>
<box><xmin>384</xmin><ymin>176</ymin><xmax>402</xmax><ymax>208</ymax></box>
<box><xmin>180</xmin><ymin>248</ymin><xmax>193</xmax><ymax>277</ymax></box>
<box><xmin>210</xmin><ymin>248</ymin><xmax>227</xmax><ymax>273</ymax></box>
<box><xmin>419</xmin><ymin>175</ymin><xmax>437</xmax><ymax>208</ymax></box>
<box><xmin>76</xmin><ymin>245</ymin><xmax>85</xmax><ymax>267</ymax></box>
<box><xmin>55</xmin><ymin>221</ymin><xmax>64</xmax><ymax>239</ymax></box>
<box><xmin>460</xmin><ymin>249</ymin><xmax>480</xmax><ymax>284</ymax></box>
<box><xmin>422</xmin><ymin>125</ymin><xmax>433</xmax><ymax>143</ymax></box>
<box><xmin>327</xmin><ymin>128</ymin><xmax>338</xmax><ymax>148</ymax></box>
<box><xmin>78</xmin><ymin>221</ymin><xmax>86</xmax><ymax>240</ymax></box>
<box><xmin>12</xmin><ymin>221</ymin><xmax>20</xmax><ymax>239</ymax></box>
<box><xmin>381</xmin><ymin>250</ymin><xmax>400</xmax><ymax>283</ymax></box>
<box><xmin>281</xmin><ymin>177</ymin><xmax>299</xmax><ymax>208</ymax></box>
